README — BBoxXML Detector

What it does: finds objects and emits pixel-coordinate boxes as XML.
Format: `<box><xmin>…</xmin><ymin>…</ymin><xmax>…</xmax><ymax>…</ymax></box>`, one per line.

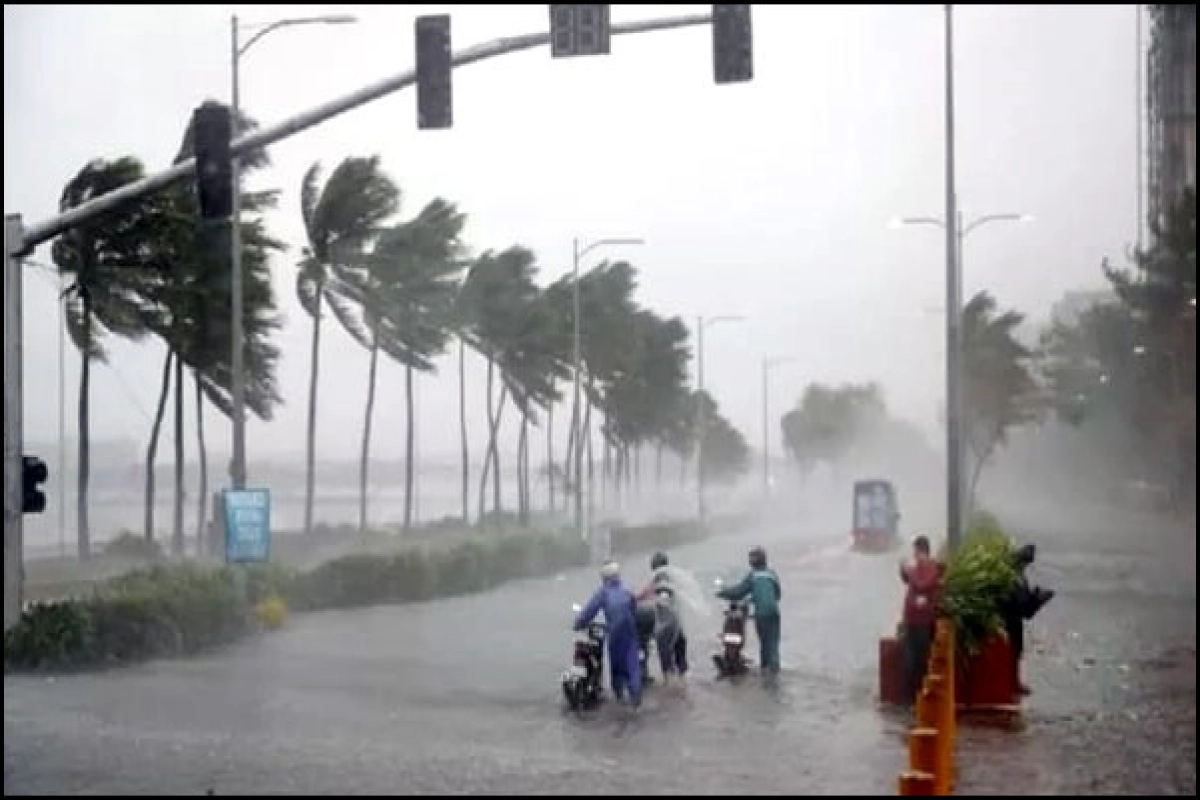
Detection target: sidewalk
<box><xmin>956</xmin><ymin>508</ymin><xmax>1196</xmax><ymax>795</ymax></box>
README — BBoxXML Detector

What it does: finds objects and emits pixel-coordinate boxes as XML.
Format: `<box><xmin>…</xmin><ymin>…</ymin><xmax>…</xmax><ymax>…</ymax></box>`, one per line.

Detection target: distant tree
<box><xmin>962</xmin><ymin>291</ymin><xmax>1039</xmax><ymax>512</ymax></box>
<box><xmin>780</xmin><ymin>382</ymin><xmax>886</xmax><ymax>478</ymax></box>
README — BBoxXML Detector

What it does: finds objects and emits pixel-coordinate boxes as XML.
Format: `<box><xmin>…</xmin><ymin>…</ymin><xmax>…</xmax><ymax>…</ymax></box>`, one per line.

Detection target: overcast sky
<box><xmin>4</xmin><ymin>4</ymin><xmax>1136</xmax><ymax>468</ymax></box>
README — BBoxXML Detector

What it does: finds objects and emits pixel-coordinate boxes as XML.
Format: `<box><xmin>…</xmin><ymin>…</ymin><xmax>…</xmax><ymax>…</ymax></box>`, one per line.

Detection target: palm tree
<box><xmin>138</xmin><ymin>105</ymin><xmax>283</xmax><ymax>553</ymax></box>
<box><xmin>297</xmin><ymin>156</ymin><xmax>399</xmax><ymax>536</ymax></box>
<box><xmin>51</xmin><ymin>157</ymin><xmax>162</xmax><ymax>559</ymax></box>
<box><xmin>962</xmin><ymin>291</ymin><xmax>1038</xmax><ymax>512</ymax></box>
<box><xmin>346</xmin><ymin>198</ymin><xmax>468</xmax><ymax>531</ymax></box>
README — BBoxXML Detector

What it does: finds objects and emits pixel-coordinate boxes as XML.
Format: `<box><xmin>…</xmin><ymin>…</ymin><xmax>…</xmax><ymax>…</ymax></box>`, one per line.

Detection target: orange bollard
<box><xmin>921</xmin><ymin>677</ymin><xmax>951</xmax><ymax>794</ymax></box>
<box><xmin>898</xmin><ymin>770</ymin><xmax>937</xmax><ymax>796</ymax></box>
<box><xmin>909</xmin><ymin>727</ymin><xmax>940</xmax><ymax>776</ymax></box>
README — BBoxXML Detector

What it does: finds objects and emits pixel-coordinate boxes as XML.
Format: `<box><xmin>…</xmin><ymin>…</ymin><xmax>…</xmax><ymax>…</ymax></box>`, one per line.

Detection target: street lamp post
<box><xmin>891</xmin><ymin>209</ymin><xmax>1032</xmax><ymax>549</ymax></box>
<box><xmin>571</xmin><ymin>236</ymin><xmax>644</xmax><ymax>541</ymax></box>
<box><xmin>228</xmin><ymin>13</ymin><xmax>356</xmax><ymax>490</ymax></box>
<box><xmin>695</xmin><ymin>314</ymin><xmax>744</xmax><ymax>525</ymax></box>
<box><xmin>761</xmin><ymin>356</ymin><xmax>796</xmax><ymax>498</ymax></box>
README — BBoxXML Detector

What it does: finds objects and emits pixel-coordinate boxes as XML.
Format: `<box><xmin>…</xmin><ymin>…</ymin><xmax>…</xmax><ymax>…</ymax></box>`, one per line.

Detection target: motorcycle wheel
<box><xmin>563</xmin><ymin>678</ymin><xmax>586</xmax><ymax>711</ymax></box>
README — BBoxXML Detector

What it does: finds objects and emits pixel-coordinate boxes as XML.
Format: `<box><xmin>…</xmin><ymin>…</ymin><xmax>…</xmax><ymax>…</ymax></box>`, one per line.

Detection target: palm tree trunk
<box><xmin>303</xmin><ymin>285</ymin><xmax>323</xmax><ymax>536</ymax></box>
<box><xmin>546</xmin><ymin>382</ymin><xmax>555</xmax><ymax>514</ymax></box>
<box><xmin>172</xmin><ymin>351</ymin><xmax>185</xmax><ymax>557</ymax></box>
<box><xmin>194</xmin><ymin>371</ymin><xmax>208</xmax><ymax>558</ymax></box>
<box><xmin>77</xmin><ymin>305</ymin><xmax>92</xmax><ymax>561</ymax></box>
<box><xmin>360</xmin><ymin>331</ymin><xmax>380</xmax><ymax>533</ymax></box>
<box><xmin>491</xmin><ymin>389</ymin><xmax>507</xmax><ymax>516</ymax></box>
<box><xmin>459</xmin><ymin>339</ymin><xmax>469</xmax><ymax>524</ymax></box>
<box><xmin>404</xmin><ymin>363</ymin><xmax>416</xmax><ymax>532</ymax></box>
<box><xmin>478</xmin><ymin>357</ymin><xmax>495</xmax><ymax>524</ymax></box>
<box><xmin>656</xmin><ymin>443</ymin><xmax>663</xmax><ymax>488</ymax></box>
<box><xmin>518</xmin><ymin>413</ymin><xmax>529</xmax><ymax>524</ymax></box>
<box><xmin>564</xmin><ymin>410</ymin><xmax>576</xmax><ymax>503</ymax></box>
<box><xmin>145</xmin><ymin>349</ymin><xmax>173</xmax><ymax>543</ymax></box>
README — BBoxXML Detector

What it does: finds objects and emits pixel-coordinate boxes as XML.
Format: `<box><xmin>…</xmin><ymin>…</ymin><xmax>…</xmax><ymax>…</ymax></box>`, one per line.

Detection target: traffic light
<box><xmin>192</xmin><ymin>101</ymin><xmax>234</xmax><ymax>220</ymax></box>
<box><xmin>549</xmin><ymin>5</ymin><xmax>611</xmax><ymax>58</ymax></box>
<box><xmin>22</xmin><ymin>455</ymin><xmax>47</xmax><ymax>515</ymax></box>
<box><xmin>712</xmin><ymin>5</ymin><xmax>753</xmax><ymax>85</ymax></box>
<box><xmin>416</xmin><ymin>14</ymin><xmax>453</xmax><ymax>130</ymax></box>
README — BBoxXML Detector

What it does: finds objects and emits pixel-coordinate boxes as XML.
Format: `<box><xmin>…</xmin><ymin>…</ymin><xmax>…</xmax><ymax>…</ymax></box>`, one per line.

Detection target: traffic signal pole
<box><xmin>4</xmin><ymin>7</ymin><xmax>735</xmax><ymax>631</ymax></box>
<box><xmin>4</xmin><ymin>214</ymin><xmax>25</xmax><ymax>631</ymax></box>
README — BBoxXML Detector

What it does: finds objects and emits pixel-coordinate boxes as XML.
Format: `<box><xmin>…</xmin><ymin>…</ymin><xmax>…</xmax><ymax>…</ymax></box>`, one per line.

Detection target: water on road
<box><xmin>5</xmin><ymin>519</ymin><xmax>916</xmax><ymax>795</ymax></box>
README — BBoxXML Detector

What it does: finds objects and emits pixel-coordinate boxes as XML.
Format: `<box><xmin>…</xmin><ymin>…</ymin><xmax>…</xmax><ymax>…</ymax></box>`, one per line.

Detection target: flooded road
<box><xmin>4</xmin><ymin>517</ymin><xmax>914</xmax><ymax>795</ymax></box>
<box><xmin>7</xmin><ymin>506</ymin><xmax>1192</xmax><ymax>795</ymax></box>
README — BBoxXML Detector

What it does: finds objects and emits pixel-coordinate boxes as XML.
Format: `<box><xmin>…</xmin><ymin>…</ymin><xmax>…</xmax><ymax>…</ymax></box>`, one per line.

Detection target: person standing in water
<box><xmin>574</xmin><ymin>560</ymin><xmax>644</xmax><ymax>708</ymax></box>
<box><xmin>636</xmin><ymin>551</ymin><xmax>689</xmax><ymax>687</ymax></box>
<box><xmin>717</xmin><ymin>546</ymin><xmax>782</xmax><ymax>676</ymax></box>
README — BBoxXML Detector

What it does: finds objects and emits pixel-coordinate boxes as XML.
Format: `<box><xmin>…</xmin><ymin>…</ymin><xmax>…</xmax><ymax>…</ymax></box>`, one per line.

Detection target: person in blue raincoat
<box><xmin>574</xmin><ymin>560</ymin><xmax>644</xmax><ymax>707</ymax></box>
<box><xmin>717</xmin><ymin>545</ymin><xmax>783</xmax><ymax>675</ymax></box>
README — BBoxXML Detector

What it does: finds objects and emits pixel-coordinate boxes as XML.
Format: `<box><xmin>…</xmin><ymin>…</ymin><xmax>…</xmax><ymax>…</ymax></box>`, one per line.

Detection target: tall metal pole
<box><xmin>229</xmin><ymin>15</ymin><xmax>247</xmax><ymax>491</ymax></box>
<box><xmin>696</xmin><ymin>315</ymin><xmax>707</xmax><ymax>524</ymax></box>
<box><xmin>1135</xmin><ymin>3</ymin><xmax>1144</xmax><ymax>251</ymax></box>
<box><xmin>4</xmin><ymin>214</ymin><xmax>25</xmax><ymax>632</ymax></box>
<box><xmin>944</xmin><ymin>4</ymin><xmax>963</xmax><ymax>551</ymax></box>
<box><xmin>57</xmin><ymin>277</ymin><xmax>66</xmax><ymax>556</ymax></box>
<box><xmin>761</xmin><ymin>359</ymin><xmax>770</xmax><ymax>497</ymax></box>
<box><xmin>572</xmin><ymin>238</ymin><xmax>583</xmax><ymax>540</ymax></box>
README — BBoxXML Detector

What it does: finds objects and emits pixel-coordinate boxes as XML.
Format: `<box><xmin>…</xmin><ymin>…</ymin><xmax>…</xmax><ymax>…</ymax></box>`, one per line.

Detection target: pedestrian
<box><xmin>717</xmin><ymin>546</ymin><xmax>782</xmax><ymax>675</ymax></box>
<box><xmin>573</xmin><ymin>560</ymin><xmax>643</xmax><ymax>708</ymax></box>
<box><xmin>898</xmin><ymin>534</ymin><xmax>941</xmax><ymax>705</ymax></box>
<box><xmin>1001</xmin><ymin>543</ymin><xmax>1054</xmax><ymax>696</ymax></box>
<box><xmin>636</xmin><ymin>551</ymin><xmax>689</xmax><ymax>688</ymax></box>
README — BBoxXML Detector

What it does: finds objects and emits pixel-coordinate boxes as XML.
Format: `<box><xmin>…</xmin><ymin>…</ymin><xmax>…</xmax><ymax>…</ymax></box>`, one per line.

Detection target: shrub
<box><xmin>103</xmin><ymin>531</ymin><xmax>164</xmax><ymax>562</ymax></box>
<box><xmin>4</xmin><ymin>522</ymin><xmax>716</xmax><ymax>674</ymax></box>
<box><xmin>255</xmin><ymin>596</ymin><xmax>289</xmax><ymax>630</ymax></box>
<box><xmin>938</xmin><ymin>520</ymin><xmax>1019</xmax><ymax>656</ymax></box>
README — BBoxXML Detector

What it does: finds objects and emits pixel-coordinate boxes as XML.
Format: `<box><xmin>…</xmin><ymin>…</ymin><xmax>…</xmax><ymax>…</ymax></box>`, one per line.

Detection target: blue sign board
<box><xmin>223</xmin><ymin>488</ymin><xmax>271</xmax><ymax>564</ymax></box>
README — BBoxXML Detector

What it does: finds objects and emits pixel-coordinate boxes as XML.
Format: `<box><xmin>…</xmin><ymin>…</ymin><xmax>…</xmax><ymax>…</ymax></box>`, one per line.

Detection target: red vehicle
<box><xmin>851</xmin><ymin>478</ymin><xmax>901</xmax><ymax>553</ymax></box>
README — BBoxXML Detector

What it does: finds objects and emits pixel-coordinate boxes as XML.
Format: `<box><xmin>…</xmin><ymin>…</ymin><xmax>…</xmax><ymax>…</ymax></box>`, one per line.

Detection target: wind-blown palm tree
<box><xmin>343</xmin><ymin>197</ymin><xmax>467</xmax><ymax>530</ymax></box>
<box><xmin>51</xmin><ymin>157</ymin><xmax>162</xmax><ymax>559</ymax></box>
<box><xmin>296</xmin><ymin>156</ymin><xmax>399</xmax><ymax>536</ymax></box>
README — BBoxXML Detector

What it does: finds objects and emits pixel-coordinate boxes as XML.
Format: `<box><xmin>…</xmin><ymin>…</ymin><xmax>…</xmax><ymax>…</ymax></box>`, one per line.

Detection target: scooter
<box><xmin>711</xmin><ymin>577</ymin><xmax>754</xmax><ymax>678</ymax></box>
<box><xmin>563</xmin><ymin>603</ymin><xmax>606</xmax><ymax>711</ymax></box>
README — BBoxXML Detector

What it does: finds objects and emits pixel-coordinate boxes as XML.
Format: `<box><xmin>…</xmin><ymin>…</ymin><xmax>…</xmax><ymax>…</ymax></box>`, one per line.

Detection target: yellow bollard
<box><xmin>899</xmin><ymin>770</ymin><xmax>937</xmax><ymax>796</ymax></box>
<box><xmin>921</xmin><ymin>677</ymin><xmax>951</xmax><ymax>794</ymax></box>
<box><xmin>909</xmin><ymin>727</ymin><xmax>940</xmax><ymax>777</ymax></box>
<box><xmin>935</xmin><ymin>620</ymin><xmax>957</xmax><ymax>789</ymax></box>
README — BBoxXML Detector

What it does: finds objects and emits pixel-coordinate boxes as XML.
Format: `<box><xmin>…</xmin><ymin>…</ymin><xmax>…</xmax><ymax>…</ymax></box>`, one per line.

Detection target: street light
<box><xmin>890</xmin><ymin>209</ymin><xmax>1032</xmax><ymax>549</ymax></box>
<box><xmin>695</xmin><ymin>314</ymin><xmax>745</xmax><ymax>525</ymax></box>
<box><xmin>761</xmin><ymin>356</ymin><xmax>797</xmax><ymax>498</ymax></box>
<box><xmin>229</xmin><ymin>13</ymin><xmax>357</xmax><ymax>491</ymax></box>
<box><xmin>571</xmin><ymin>235</ymin><xmax>644</xmax><ymax>541</ymax></box>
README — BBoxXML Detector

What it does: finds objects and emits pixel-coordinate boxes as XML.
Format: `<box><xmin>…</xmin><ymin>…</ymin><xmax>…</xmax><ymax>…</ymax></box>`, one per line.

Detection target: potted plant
<box><xmin>937</xmin><ymin>520</ymin><xmax>1021</xmax><ymax>708</ymax></box>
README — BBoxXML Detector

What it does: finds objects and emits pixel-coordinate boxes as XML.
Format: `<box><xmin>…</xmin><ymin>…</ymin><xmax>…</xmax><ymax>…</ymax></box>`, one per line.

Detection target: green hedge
<box><xmin>5</xmin><ymin>519</ymin><xmax>716</xmax><ymax>674</ymax></box>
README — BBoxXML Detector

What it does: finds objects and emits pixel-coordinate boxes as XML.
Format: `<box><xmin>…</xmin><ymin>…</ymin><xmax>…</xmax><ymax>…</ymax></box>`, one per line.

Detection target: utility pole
<box><xmin>943</xmin><ymin>3</ymin><xmax>963</xmax><ymax>552</ymax></box>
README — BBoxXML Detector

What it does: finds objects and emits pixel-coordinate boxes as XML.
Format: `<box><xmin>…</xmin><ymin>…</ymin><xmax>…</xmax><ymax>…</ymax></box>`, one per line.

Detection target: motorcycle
<box><xmin>711</xmin><ymin>577</ymin><xmax>754</xmax><ymax>678</ymax></box>
<box><xmin>563</xmin><ymin>603</ymin><xmax>606</xmax><ymax>711</ymax></box>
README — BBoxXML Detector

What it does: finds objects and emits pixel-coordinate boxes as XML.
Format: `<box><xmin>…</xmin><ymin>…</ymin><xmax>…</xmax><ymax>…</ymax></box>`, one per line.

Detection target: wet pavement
<box><xmin>5</xmin><ymin>515</ymin><xmax>917</xmax><ymax>795</ymax></box>
<box><xmin>4</xmin><ymin>506</ymin><xmax>1195</xmax><ymax>795</ymax></box>
<box><xmin>955</xmin><ymin>506</ymin><xmax>1196</xmax><ymax>796</ymax></box>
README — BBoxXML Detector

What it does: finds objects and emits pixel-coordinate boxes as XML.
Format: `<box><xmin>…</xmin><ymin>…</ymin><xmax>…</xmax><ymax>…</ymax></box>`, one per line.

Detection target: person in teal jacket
<box><xmin>717</xmin><ymin>545</ymin><xmax>782</xmax><ymax>674</ymax></box>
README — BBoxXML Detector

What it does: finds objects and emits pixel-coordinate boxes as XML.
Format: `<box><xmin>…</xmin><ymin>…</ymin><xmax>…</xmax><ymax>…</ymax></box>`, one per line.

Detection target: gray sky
<box><xmin>4</xmin><ymin>4</ymin><xmax>1136</xmax><ymax>466</ymax></box>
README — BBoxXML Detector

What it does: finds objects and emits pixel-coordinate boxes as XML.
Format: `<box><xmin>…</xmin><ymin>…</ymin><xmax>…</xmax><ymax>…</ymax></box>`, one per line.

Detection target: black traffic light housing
<box><xmin>22</xmin><ymin>455</ymin><xmax>48</xmax><ymax>515</ymax></box>
<box><xmin>192</xmin><ymin>101</ymin><xmax>234</xmax><ymax>220</ymax></box>
<box><xmin>713</xmin><ymin>5</ymin><xmax>753</xmax><ymax>85</ymax></box>
<box><xmin>549</xmin><ymin>5</ymin><xmax>611</xmax><ymax>58</ymax></box>
<box><xmin>416</xmin><ymin>15</ymin><xmax>453</xmax><ymax>130</ymax></box>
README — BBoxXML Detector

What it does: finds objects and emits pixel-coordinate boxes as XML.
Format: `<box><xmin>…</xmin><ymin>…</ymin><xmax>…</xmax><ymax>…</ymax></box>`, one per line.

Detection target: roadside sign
<box><xmin>223</xmin><ymin>488</ymin><xmax>271</xmax><ymax>564</ymax></box>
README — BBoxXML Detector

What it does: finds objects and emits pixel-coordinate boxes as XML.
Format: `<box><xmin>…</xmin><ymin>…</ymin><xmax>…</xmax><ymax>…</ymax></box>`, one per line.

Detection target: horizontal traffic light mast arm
<box><xmin>15</xmin><ymin>10</ymin><xmax>712</xmax><ymax>256</ymax></box>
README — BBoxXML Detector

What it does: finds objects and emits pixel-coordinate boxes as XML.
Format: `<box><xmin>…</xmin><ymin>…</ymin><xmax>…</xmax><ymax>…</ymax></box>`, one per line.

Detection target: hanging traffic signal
<box><xmin>416</xmin><ymin>14</ymin><xmax>453</xmax><ymax>130</ymax></box>
<box><xmin>192</xmin><ymin>101</ymin><xmax>234</xmax><ymax>220</ymax></box>
<box><xmin>712</xmin><ymin>5</ymin><xmax>753</xmax><ymax>85</ymax></box>
<box><xmin>22</xmin><ymin>455</ymin><xmax>47</xmax><ymax>515</ymax></box>
<box><xmin>549</xmin><ymin>5</ymin><xmax>611</xmax><ymax>58</ymax></box>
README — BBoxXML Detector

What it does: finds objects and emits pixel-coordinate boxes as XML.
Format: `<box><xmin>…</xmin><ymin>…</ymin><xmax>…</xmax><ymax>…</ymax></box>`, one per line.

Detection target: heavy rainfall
<box><xmin>3</xmin><ymin>4</ymin><xmax>1195</xmax><ymax>797</ymax></box>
